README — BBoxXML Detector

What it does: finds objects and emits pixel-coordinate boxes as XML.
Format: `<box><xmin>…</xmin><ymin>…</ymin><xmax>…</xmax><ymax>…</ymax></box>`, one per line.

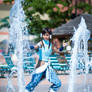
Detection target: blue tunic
<box><xmin>37</xmin><ymin>40</ymin><xmax>52</xmax><ymax>62</ymax></box>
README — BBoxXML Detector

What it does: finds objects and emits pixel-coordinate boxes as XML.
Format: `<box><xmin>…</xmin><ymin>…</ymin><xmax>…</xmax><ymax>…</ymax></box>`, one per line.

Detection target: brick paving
<box><xmin>0</xmin><ymin>74</ymin><xmax>92</xmax><ymax>92</ymax></box>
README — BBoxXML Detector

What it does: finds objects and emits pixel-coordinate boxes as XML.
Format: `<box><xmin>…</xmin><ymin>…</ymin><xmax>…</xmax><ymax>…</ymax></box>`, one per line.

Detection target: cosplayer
<box><xmin>25</xmin><ymin>28</ymin><xmax>61</xmax><ymax>92</ymax></box>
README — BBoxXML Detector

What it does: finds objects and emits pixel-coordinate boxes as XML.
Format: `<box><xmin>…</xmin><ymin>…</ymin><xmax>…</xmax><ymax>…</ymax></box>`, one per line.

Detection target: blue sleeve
<box><xmin>30</xmin><ymin>46</ymin><xmax>34</xmax><ymax>49</ymax></box>
<box><xmin>59</xmin><ymin>46</ymin><xmax>64</xmax><ymax>51</ymax></box>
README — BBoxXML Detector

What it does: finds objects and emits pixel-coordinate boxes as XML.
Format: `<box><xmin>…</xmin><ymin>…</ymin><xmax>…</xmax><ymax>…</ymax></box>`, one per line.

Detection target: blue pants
<box><xmin>26</xmin><ymin>69</ymin><xmax>61</xmax><ymax>92</ymax></box>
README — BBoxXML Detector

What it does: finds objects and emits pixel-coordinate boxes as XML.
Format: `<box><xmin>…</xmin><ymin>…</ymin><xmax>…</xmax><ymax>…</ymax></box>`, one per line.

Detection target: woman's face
<box><xmin>43</xmin><ymin>32</ymin><xmax>50</xmax><ymax>40</ymax></box>
<box><xmin>53</xmin><ymin>38</ymin><xmax>61</xmax><ymax>48</ymax></box>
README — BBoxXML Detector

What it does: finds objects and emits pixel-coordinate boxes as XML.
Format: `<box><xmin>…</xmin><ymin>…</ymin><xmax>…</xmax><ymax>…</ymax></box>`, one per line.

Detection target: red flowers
<box><xmin>53</xmin><ymin>3</ymin><xmax>68</xmax><ymax>13</ymax></box>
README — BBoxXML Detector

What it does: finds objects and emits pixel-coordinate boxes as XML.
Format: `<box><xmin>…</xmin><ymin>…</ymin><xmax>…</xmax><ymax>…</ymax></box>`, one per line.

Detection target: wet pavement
<box><xmin>0</xmin><ymin>74</ymin><xmax>92</xmax><ymax>92</ymax></box>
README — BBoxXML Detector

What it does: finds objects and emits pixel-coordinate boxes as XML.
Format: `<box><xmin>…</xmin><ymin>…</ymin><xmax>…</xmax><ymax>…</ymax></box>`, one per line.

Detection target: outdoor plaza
<box><xmin>1</xmin><ymin>73</ymin><xmax>92</xmax><ymax>92</ymax></box>
<box><xmin>1</xmin><ymin>0</ymin><xmax>92</xmax><ymax>92</ymax></box>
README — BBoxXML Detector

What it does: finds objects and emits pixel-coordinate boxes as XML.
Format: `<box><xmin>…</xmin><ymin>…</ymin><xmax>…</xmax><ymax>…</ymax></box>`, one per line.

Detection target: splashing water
<box><xmin>7</xmin><ymin>70</ymin><xmax>17</xmax><ymax>92</ymax></box>
<box><xmin>9</xmin><ymin>0</ymin><xmax>30</xmax><ymax>53</ymax></box>
<box><xmin>68</xmin><ymin>17</ymin><xmax>90</xmax><ymax>92</ymax></box>
<box><xmin>8</xmin><ymin>0</ymin><xmax>31</xmax><ymax>92</ymax></box>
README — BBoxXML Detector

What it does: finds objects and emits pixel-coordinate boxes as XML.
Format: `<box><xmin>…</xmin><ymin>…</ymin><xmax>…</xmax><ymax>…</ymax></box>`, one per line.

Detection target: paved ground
<box><xmin>0</xmin><ymin>73</ymin><xmax>92</xmax><ymax>92</ymax></box>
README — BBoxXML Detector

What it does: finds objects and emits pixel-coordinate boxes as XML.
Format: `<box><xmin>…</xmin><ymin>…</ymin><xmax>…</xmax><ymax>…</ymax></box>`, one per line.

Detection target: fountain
<box><xmin>6</xmin><ymin>0</ymin><xmax>91</xmax><ymax>92</ymax></box>
<box><xmin>68</xmin><ymin>17</ymin><xmax>90</xmax><ymax>92</ymax></box>
<box><xmin>7</xmin><ymin>0</ymin><xmax>31</xmax><ymax>92</ymax></box>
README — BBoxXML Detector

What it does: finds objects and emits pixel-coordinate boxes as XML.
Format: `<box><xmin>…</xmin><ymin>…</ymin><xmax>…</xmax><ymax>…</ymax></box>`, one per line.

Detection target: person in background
<box><xmin>52</xmin><ymin>38</ymin><xmax>68</xmax><ymax>63</ymax></box>
<box><xmin>52</xmin><ymin>38</ymin><xmax>67</xmax><ymax>54</ymax></box>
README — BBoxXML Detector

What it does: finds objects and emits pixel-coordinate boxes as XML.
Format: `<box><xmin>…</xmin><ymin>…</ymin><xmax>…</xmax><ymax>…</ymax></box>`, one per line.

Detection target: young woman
<box><xmin>25</xmin><ymin>28</ymin><xmax>61</xmax><ymax>92</ymax></box>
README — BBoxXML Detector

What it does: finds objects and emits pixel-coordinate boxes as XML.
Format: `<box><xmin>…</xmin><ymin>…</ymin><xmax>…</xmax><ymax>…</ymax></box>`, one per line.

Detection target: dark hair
<box><xmin>42</xmin><ymin>28</ymin><xmax>52</xmax><ymax>35</ymax></box>
<box><xmin>41</xmin><ymin>28</ymin><xmax>52</xmax><ymax>48</ymax></box>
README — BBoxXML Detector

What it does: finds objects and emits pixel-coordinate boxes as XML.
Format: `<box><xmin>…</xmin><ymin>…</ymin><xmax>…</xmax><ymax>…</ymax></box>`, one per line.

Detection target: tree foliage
<box><xmin>23</xmin><ymin>0</ymin><xmax>73</xmax><ymax>35</ymax></box>
<box><xmin>22</xmin><ymin>0</ymin><xmax>92</xmax><ymax>36</ymax></box>
<box><xmin>3</xmin><ymin>0</ymin><xmax>14</xmax><ymax>4</ymax></box>
<box><xmin>1</xmin><ymin>0</ymin><xmax>92</xmax><ymax>37</ymax></box>
<box><xmin>77</xmin><ymin>2</ymin><xmax>92</xmax><ymax>14</ymax></box>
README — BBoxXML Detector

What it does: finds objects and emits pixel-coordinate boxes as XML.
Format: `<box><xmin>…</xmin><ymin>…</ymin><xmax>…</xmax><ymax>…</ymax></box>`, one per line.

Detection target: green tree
<box><xmin>77</xmin><ymin>2</ymin><xmax>92</xmax><ymax>14</ymax></box>
<box><xmin>23</xmin><ymin>0</ymin><xmax>92</xmax><ymax>36</ymax></box>
<box><xmin>3</xmin><ymin>0</ymin><xmax>14</xmax><ymax>4</ymax></box>
<box><xmin>23</xmin><ymin>0</ymin><xmax>73</xmax><ymax>35</ymax></box>
<box><xmin>2</xmin><ymin>0</ymin><xmax>92</xmax><ymax>37</ymax></box>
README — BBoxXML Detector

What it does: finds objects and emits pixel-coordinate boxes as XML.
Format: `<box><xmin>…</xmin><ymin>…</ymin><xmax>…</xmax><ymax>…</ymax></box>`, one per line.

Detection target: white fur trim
<box><xmin>35</xmin><ymin>62</ymin><xmax>48</xmax><ymax>73</ymax></box>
